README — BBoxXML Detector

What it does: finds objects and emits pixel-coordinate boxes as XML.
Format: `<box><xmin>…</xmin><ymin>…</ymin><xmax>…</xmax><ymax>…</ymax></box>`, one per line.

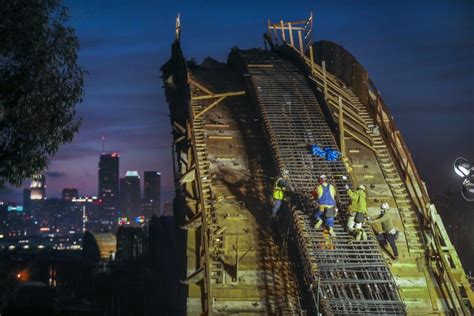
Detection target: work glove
<box><xmin>344</xmin><ymin>184</ymin><xmax>349</xmax><ymax>190</ymax></box>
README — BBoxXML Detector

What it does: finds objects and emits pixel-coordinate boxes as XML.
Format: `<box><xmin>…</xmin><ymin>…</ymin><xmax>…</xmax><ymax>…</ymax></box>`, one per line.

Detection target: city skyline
<box><xmin>0</xmin><ymin>0</ymin><xmax>472</xmax><ymax>204</ymax></box>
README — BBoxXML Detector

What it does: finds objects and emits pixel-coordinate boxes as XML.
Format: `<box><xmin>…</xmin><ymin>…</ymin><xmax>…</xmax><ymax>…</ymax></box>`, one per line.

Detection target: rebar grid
<box><xmin>239</xmin><ymin>50</ymin><xmax>405</xmax><ymax>315</ymax></box>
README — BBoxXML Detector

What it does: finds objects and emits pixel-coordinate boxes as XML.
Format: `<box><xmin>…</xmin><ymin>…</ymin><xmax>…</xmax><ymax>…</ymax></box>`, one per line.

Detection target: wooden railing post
<box><xmin>309</xmin><ymin>45</ymin><xmax>315</xmax><ymax>75</ymax></box>
<box><xmin>280</xmin><ymin>20</ymin><xmax>286</xmax><ymax>42</ymax></box>
<box><xmin>338</xmin><ymin>96</ymin><xmax>346</xmax><ymax>156</ymax></box>
<box><xmin>322</xmin><ymin>60</ymin><xmax>328</xmax><ymax>99</ymax></box>
<box><xmin>288</xmin><ymin>22</ymin><xmax>294</xmax><ymax>47</ymax></box>
<box><xmin>298</xmin><ymin>30</ymin><xmax>304</xmax><ymax>55</ymax></box>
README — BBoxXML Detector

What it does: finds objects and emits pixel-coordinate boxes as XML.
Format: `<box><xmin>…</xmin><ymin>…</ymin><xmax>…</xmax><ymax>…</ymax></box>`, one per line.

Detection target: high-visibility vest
<box><xmin>273</xmin><ymin>178</ymin><xmax>285</xmax><ymax>200</ymax></box>
<box><xmin>347</xmin><ymin>189</ymin><xmax>367</xmax><ymax>213</ymax></box>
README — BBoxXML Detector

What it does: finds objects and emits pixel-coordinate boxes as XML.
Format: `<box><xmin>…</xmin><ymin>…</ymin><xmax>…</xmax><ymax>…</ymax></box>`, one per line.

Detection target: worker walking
<box><xmin>271</xmin><ymin>169</ymin><xmax>291</xmax><ymax>218</ymax></box>
<box><xmin>345</xmin><ymin>184</ymin><xmax>368</xmax><ymax>240</ymax></box>
<box><xmin>313</xmin><ymin>175</ymin><xmax>337</xmax><ymax>236</ymax></box>
<box><xmin>371</xmin><ymin>202</ymin><xmax>399</xmax><ymax>260</ymax></box>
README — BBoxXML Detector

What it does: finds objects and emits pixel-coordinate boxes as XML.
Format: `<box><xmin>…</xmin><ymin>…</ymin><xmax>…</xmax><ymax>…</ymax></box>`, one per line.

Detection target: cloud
<box><xmin>45</xmin><ymin>171</ymin><xmax>67</xmax><ymax>178</ymax></box>
<box><xmin>51</xmin><ymin>143</ymin><xmax>100</xmax><ymax>162</ymax></box>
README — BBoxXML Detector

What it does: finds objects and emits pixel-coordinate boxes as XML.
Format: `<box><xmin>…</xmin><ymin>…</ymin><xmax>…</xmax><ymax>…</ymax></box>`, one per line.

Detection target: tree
<box><xmin>0</xmin><ymin>0</ymin><xmax>84</xmax><ymax>187</ymax></box>
<box><xmin>82</xmin><ymin>231</ymin><xmax>100</xmax><ymax>264</ymax></box>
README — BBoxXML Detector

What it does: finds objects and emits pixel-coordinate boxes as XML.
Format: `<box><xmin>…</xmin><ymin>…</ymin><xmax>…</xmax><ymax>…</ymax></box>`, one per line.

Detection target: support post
<box><xmin>288</xmin><ymin>22</ymin><xmax>294</xmax><ymax>47</ymax></box>
<box><xmin>235</xmin><ymin>236</ymin><xmax>239</xmax><ymax>284</ymax></box>
<box><xmin>309</xmin><ymin>45</ymin><xmax>314</xmax><ymax>75</ymax></box>
<box><xmin>322</xmin><ymin>60</ymin><xmax>328</xmax><ymax>99</ymax></box>
<box><xmin>298</xmin><ymin>30</ymin><xmax>304</xmax><ymax>55</ymax></box>
<box><xmin>338</xmin><ymin>96</ymin><xmax>345</xmax><ymax>156</ymax></box>
<box><xmin>280</xmin><ymin>20</ymin><xmax>286</xmax><ymax>41</ymax></box>
<box><xmin>267</xmin><ymin>19</ymin><xmax>272</xmax><ymax>42</ymax></box>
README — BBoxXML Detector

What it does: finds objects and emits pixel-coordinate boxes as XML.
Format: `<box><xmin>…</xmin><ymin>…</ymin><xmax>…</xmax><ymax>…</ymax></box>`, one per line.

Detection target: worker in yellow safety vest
<box><xmin>271</xmin><ymin>169</ymin><xmax>291</xmax><ymax>218</ymax></box>
<box><xmin>345</xmin><ymin>184</ymin><xmax>368</xmax><ymax>240</ymax></box>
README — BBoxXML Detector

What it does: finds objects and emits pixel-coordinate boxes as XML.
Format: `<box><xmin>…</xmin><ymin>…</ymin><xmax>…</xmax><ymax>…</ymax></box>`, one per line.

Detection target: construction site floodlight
<box><xmin>454</xmin><ymin>157</ymin><xmax>474</xmax><ymax>201</ymax></box>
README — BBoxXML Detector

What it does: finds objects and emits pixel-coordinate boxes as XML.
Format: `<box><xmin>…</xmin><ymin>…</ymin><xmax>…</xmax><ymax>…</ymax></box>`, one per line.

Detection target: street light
<box><xmin>454</xmin><ymin>157</ymin><xmax>474</xmax><ymax>201</ymax></box>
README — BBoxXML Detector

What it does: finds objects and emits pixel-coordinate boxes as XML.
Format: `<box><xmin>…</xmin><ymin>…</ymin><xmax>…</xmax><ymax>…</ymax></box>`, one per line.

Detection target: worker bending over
<box><xmin>271</xmin><ymin>169</ymin><xmax>291</xmax><ymax>218</ymax></box>
<box><xmin>371</xmin><ymin>202</ymin><xmax>399</xmax><ymax>260</ymax></box>
<box><xmin>345</xmin><ymin>184</ymin><xmax>368</xmax><ymax>240</ymax></box>
<box><xmin>313</xmin><ymin>175</ymin><xmax>337</xmax><ymax>236</ymax></box>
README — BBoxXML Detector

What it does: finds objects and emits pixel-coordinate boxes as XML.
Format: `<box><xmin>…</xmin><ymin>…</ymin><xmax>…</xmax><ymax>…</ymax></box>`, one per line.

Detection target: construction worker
<box><xmin>371</xmin><ymin>202</ymin><xmax>399</xmax><ymax>260</ymax></box>
<box><xmin>313</xmin><ymin>175</ymin><xmax>337</xmax><ymax>236</ymax></box>
<box><xmin>345</xmin><ymin>184</ymin><xmax>368</xmax><ymax>240</ymax></box>
<box><xmin>271</xmin><ymin>169</ymin><xmax>291</xmax><ymax>217</ymax></box>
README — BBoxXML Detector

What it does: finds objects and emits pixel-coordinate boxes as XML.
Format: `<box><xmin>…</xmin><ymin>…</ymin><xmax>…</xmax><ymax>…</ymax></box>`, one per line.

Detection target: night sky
<box><xmin>1</xmin><ymin>0</ymin><xmax>473</xmax><ymax>204</ymax></box>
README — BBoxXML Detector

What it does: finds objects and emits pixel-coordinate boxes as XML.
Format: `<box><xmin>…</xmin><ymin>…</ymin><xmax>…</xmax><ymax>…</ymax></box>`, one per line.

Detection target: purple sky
<box><xmin>1</xmin><ymin>0</ymin><xmax>473</xmax><ymax>203</ymax></box>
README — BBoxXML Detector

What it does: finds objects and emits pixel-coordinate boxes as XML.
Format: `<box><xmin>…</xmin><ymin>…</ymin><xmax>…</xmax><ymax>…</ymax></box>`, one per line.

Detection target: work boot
<box><xmin>314</xmin><ymin>219</ymin><xmax>323</xmax><ymax>229</ymax></box>
<box><xmin>355</xmin><ymin>230</ymin><xmax>362</xmax><ymax>241</ymax></box>
<box><xmin>328</xmin><ymin>227</ymin><xmax>336</xmax><ymax>237</ymax></box>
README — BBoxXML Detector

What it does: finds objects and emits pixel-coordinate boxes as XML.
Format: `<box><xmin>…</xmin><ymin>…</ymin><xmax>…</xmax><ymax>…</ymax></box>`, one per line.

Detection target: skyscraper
<box><xmin>98</xmin><ymin>153</ymin><xmax>119</xmax><ymax>216</ymax></box>
<box><xmin>30</xmin><ymin>175</ymin><xmax>46</xmax><ymax>200</ymax></box>
<box><xmin>29</xmin><ymin>175</ymin><xmax>46</xmax><ymax>221</ymax></box>
<box><xmin>119</xmin><ymin>171</ymin><xmax>141</xmax><ymax>219</ymax></box>
<box><xmin>143</xmin><ymin>171</ymin><xmax>161</xmax><ymax>217</ymax></box>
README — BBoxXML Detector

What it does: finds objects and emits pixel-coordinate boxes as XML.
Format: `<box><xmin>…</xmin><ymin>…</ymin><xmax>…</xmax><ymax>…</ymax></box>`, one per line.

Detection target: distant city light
<box><xmin>118</xmin><ymin>217</ymin><xmax>129</xmax><ymax>225</ymax></box>
<box><xmin>7</xmin><ymin>205</ymin><xmax>23</xmax><ymax>212</ymax></box>
<box><xmin>40</xmin><ymin>227</ymin><xmax>50</xmax><ymax>232</ymax></box>
<box><xmin>72</xmin><ymin>196</ymin><xmax>97</xmax><ymax>203</ymax></box>
<box><xmin>125</xmin><ymin>171</ymin><xmax>140</xmax><ymax>177</ymax></box>
<box><xmin>135</xmin><ymin>216</ymin><xmax>145</xmax><ymax>224</ymax></box>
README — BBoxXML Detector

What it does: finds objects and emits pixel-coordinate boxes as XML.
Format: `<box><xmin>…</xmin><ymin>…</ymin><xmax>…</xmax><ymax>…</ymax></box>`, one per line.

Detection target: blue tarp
<box><xmin>310</xmin><ymin>145</ymin><xmax>341</xmax><ymax>161</ymax></box>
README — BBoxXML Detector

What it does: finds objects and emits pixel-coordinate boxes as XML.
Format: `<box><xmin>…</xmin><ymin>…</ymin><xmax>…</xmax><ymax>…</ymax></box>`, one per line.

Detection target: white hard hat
<box><xmin>320</xmin><ymin>174</ymin><xmax>327</xmax><ymax>180</ymax></box>
<box><xmin>282</xmin><ymin>169</ymin><xmax>289</xmax><ymax>176</ymax></box>
<box><xmin>357</xmin><ymin>184</ymin><xmax>366</xmax><ymax>191</ymax></box>
<box><xmin>381</xmin><ymin>202</ymin><xmax>390</xmax><ymax>211</ymax></box>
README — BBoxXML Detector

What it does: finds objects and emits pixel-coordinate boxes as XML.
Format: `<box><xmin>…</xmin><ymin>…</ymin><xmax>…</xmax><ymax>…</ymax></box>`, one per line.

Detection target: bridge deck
<box><xmin>236</xmin><ymin>49</ymin><xmax>405</xmax><ymax>315</ymax></box>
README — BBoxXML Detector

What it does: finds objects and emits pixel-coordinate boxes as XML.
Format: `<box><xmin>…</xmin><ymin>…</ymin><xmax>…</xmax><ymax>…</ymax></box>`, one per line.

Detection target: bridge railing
<box><xmin>368</xmin><ymin>81</ymin><xmax>430</xmax><ymax>223</ymax></box>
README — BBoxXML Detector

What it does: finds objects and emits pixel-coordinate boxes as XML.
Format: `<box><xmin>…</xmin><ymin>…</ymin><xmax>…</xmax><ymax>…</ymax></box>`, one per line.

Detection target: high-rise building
<box><xmin>143</xmin><ymin>171</ymin><xmax>161</xmax><ymax>217</ymax></box>
<box><xmin>98</xmin><ymin>153</ymin><xmax>119</xmax><ymax>217</ymax></box>
<box><xmin>62</xmin><ymin>188</ymin><xmax>79</xmax><ymax>202</ymax></box>
<box><xmin>120</xmin><ymin>171</ymin><xmax>141</xmax><ymax>219</ymax></box>
<box><xmin>29</xmin><ymin>175</ymin><xmax>46</xmax><ymax>221</ymax></box>
<box><xmin>30</xmin><ymin>175</ymin><xmax>46</xmax><ymax>200</ymax></box>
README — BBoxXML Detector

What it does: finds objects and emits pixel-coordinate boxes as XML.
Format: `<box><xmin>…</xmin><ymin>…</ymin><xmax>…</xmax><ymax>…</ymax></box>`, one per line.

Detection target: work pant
<box><xmin>376</xmin><ymin>232</ymin><xmax>399</xmax><ymax>257</ymax></box>
<box><xmin>272</xmin><ymin>199</ymin><xmax>283</xmax><ymax>216</ymax></box>
<box><xmin>347</xmin><ymin>215</ymin><xmax>355</xmax><ymax>232</ymax></box>
<box><xmin>314</xmin><ymin>208</ymin><xmax>335</xmax><ymax>228</ymax></box>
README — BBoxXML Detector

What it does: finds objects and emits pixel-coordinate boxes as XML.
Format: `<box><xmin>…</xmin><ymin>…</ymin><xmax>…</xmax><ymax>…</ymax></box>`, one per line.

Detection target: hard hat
<box><xmin>319</xmin><ymin>174</ymin><xmax>327</xmax><ymax>181</ymax></box>
<box><xmin>381</xmin><ymin>202</ymin><xmax>390</xmax><ymax>211</ymax></box>
<box><xmin>357</xmin><ymin>184</ymin><xmax>366</xmax><ymax>191</ymax></box>
<box><xmin>282</xmin><ymin>169</ymin><xmax>289</xmax><ymax>176</ymax></box>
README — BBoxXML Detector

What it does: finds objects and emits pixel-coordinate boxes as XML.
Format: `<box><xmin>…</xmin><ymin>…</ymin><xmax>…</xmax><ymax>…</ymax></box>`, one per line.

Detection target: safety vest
<box><xmin>273</xmin><ymin>178</ymin><xmax>285</xmax><ymax>200</ymax></box>
<box><xmin>348</xmin><ymin>189</ymin><xmax>367</xmax><ymax>213</ymax></box>
<box><xmin>318</xmin><ymin>183</ymin><xmax>336</xmax><ymax>206</ymax></box>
